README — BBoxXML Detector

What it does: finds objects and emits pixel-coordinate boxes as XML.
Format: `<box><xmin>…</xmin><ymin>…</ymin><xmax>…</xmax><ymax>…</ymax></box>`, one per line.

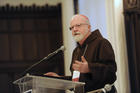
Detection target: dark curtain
<box><xmin>0</xmin><ymin>4</ymin><xmax>64</xmax><ymax>93</ymax></box>
<box><xmin>123</xmin><ymin>0</ymin><xmax>140</xmax><ymax>93</ymax></box>
<box><xmin>73</xmin><ymin>0</ymin><xmax>79</xmax><ymax>14</ymax></box>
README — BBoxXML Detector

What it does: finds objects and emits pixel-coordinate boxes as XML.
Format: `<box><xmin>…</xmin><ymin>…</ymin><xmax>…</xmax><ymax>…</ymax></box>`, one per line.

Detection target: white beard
<box><xmin>73</xmin><ymin>30</ymin><xmax>88</xmax><ymax>42</ymax></box>
<box><xmin>73</xmin><ymin>34</ymin><xmax>84</xmax><ymax>42</ymax></box>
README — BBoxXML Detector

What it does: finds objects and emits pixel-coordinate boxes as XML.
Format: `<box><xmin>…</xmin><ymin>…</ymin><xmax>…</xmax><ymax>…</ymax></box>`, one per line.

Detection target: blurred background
<box><xmin>0</xmin><ymin>0</ymin><xmax>139</xmax><ymax>93</ymax></box>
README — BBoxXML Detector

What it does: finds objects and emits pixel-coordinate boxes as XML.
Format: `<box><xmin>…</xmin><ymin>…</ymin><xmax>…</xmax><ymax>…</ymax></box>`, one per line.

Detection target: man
<box><xmin>45</xmin><ymin>14</ymin><xmax>117</xmax><ymax>93</ymax></box>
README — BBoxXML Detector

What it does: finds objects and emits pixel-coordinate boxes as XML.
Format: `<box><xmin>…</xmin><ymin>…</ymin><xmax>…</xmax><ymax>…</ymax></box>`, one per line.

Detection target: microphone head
<box><xmin>60</xmin><ymin>45</ymin><xmax>65</xmax><ymax>51</ymax></box>
<box><xmin>104</xmin><ymin>84</ymin><xmax>112</xmax><ymax>92</ymax></box>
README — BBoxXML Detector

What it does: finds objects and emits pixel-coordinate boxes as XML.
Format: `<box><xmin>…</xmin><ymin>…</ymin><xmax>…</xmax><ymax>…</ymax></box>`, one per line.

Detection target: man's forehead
<box><xmin>70</xmin><ymin>15</ymin><xmax>88</xmax><ymax>25</ymax></box>
<box><xmin>71</xmin><ymin>14</ymin><xmax>89</xmax><ymax>21</ymax></box>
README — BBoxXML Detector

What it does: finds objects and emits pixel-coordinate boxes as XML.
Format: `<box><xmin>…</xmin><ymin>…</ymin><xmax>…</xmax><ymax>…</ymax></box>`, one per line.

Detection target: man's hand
<box><xmin>72</xmin><ymin>56</ymin><xmax>90</xmax><ymax>73</ymax></box>
<box><xmin>44</xmin><ymin>72</ymin><xmax>61</xmax><ymax>77</ymax></box>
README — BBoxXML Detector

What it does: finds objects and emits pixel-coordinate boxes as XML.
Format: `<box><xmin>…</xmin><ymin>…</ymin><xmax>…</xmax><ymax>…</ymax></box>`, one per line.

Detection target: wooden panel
<box><xmin>0</xmin><ymin>19</ymin><xmax>8</xmax><ymax>31</ymax></box>
<box><xmin>0</xmin><ymin>73</ymin><xmax>14</xmax><ymax>93</ymax></box>
<box><xmin>0</xmin><ymin>4</ymin><xmax>64</xmax><ymax>93</ymax></box>
<box><xmin>48</xmin><ymin>18</ymin><xmax>59</xmax><ymax>31</ymax></box>
<box><xmin>37</xmin><ymin>33</ymin><xmax>50</xmax><ymax>58</ymax></box>
<box><xmin>0</xmin><ymin>34</ymin><xmax>10</xmax><ymax>60</ymax></box>
<box><xmin>34</xmin><ymin>19</ymin><xmax>48</xmax><ymax>31</ymax></box>
<box><xmin>9</xmin><ymin>19</ymin><xmax>22</xmax><ymax>32</ymax></box>
<box><xmin>9</xmin><ymin>34</ymin><xmax>24</xmax><ymax>60</ymax></box>
<box><xmin>23</xmin><ymin>19</ymin><xmax>35</xmax><ymax>31</ymax></box>
<box><xmin>23</xmin><ymin>34</ymin><xmax>38</xmax><ymax>60</ymax></box>
<box><xmin>124</xmin><ymin>0</ymin><xmax>140</xmax><ymax>9</ymax></box>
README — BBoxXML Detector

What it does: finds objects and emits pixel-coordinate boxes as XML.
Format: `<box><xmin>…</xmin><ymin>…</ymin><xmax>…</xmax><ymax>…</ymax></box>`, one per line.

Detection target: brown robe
<box><xmin>70</xmin><ymin>29</ymin><xmax>117</xmax><ymax>93</ymax></box>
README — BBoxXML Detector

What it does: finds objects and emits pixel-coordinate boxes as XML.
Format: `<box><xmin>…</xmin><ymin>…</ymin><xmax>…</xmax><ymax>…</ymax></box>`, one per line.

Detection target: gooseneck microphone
<box><xmin>43</xmin><ymin>46</ymin><xmax>65</xmax><ymax>60</ymax></box>
<box><xmin>21</xmin><ymin>45</ymin><xmax>65</xmax><ymax>76</ymax></box>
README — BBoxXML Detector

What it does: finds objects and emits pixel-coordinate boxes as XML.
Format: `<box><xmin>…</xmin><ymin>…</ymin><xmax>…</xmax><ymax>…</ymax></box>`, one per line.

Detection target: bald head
<box><xmin>70</xmin><ymin>14</ymin><xmax>90</xmax><ymax>25</ymax></box>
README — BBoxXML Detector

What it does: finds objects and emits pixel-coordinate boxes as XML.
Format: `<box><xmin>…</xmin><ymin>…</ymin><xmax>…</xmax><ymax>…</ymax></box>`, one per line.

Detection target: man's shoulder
<box><xmin>89</xmin><ymin>37</ymin><xmax>112</xmax><ymax>48</ymax></box>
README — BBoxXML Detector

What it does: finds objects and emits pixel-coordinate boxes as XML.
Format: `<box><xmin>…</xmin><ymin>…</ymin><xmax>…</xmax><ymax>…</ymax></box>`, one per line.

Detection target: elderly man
<box><xmin>45</xmin><ymin>14</ymin><xmax>117</xmax><ymax>93</ymax></box>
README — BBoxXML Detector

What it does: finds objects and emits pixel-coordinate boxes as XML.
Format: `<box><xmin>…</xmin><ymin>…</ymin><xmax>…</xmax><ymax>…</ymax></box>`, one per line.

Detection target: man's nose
<box><xmin>73</xmin><ymin>26</ymin><xmax>78</xmax><ymax>31</ymax></box>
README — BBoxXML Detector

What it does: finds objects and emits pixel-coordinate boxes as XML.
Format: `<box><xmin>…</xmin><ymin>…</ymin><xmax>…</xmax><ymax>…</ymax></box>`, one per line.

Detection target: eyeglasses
<box><xmin>69</xmin><ymin>23</ymin><xmax>88</xmax><ymax>31</ymax></box>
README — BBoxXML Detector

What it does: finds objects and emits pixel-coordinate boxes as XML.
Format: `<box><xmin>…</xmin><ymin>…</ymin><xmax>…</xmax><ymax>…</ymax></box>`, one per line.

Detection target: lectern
<box><xmin>13</xmin><ymin>75</ymin><xmax>85</xmax><ymax>93</ymax></box>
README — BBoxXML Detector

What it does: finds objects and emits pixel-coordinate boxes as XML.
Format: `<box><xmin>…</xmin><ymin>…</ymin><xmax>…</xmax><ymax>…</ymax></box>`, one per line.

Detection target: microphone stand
<box><xmin>87</xmin><ymin>89</ymin><xmax>105</xmax><ymax>93</ymax></box>
<box><xmin>21</xmin><ymin>57</ymin><xmax>47</xmax><ymax>76</ymax></box>
<box><xmin>87</xmin><ymin>84</ymin><xmax>113</xmax><ymax>93</ymax></box>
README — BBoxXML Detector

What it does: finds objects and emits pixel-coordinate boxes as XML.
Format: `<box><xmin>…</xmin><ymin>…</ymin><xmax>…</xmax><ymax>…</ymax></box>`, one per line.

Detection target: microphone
<box><xmin>87</xmin><ymin>84</ymin><xmax>113</xmax><ymax>93</ymax></box>
<box><xmin>21</xmin><ymin>45</ymin><xmax>65</xmax><ymax>76</ymax></box>
<box><xmin>104</xmin><ymin>84</ymin><xmax>113</xmax><ymax>92</ymax></box>
<box><xmin>43</xmin><ymin>45</ymin><xmax>65</xmax><ymax>60</ymax></box>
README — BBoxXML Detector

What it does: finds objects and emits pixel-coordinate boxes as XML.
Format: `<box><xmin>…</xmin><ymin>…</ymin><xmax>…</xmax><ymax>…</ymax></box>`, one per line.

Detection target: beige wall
<box><xmin>61</xmin><ymin>0</ymin><xmax>75</xmax><ymax>76</ymax></box>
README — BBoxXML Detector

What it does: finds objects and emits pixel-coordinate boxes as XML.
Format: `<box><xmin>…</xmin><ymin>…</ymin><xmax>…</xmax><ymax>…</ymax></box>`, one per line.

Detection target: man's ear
<box><xmin>88</xmin><ymin>25</ymin><xmax>91</xmax><ymax>30</ymax></box>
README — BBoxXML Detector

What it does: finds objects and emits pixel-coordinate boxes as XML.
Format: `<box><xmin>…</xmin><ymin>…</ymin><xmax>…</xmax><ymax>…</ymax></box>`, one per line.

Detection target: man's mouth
<box><xmin>74</xmin><ymin>32</ymin><xmax>80</xmax><ymax>36</ymax></box>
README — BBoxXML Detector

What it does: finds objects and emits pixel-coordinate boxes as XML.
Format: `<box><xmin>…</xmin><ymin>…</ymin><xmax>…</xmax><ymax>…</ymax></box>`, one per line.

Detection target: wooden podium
<box><xmin>13</xmin><ymin>75</ymin><xmax>85</xmax><ymax>93</ymax></box>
